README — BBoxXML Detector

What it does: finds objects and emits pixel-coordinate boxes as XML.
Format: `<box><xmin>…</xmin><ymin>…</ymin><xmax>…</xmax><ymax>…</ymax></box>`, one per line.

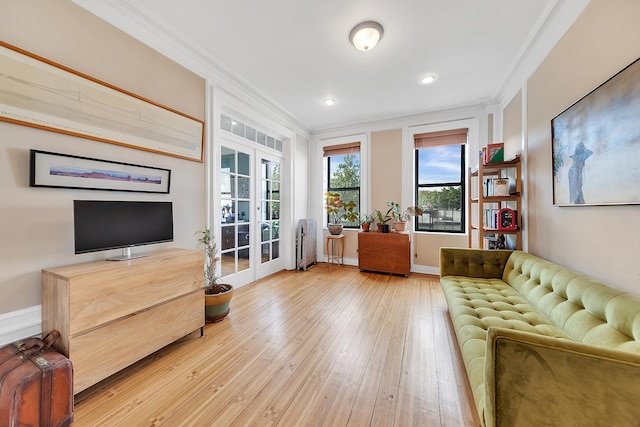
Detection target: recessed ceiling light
<box><xmin>420</xmin><ymin>73</ymin><xmax>438</xmax><ymax>85</ymax></box>
<box><xmin>323</xmin><ymin>98</ymin><xmax>336</xmax><ymax>106</ymax></box>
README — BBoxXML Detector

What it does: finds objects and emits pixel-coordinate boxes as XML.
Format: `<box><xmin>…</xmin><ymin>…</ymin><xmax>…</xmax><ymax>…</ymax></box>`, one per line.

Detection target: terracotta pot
<box><xmin>394</xmin><ymin>221</ymin><xmax>407</xmax><ymax>232</ymax></box>
<box><xmin>204</xmin><ymin>285</ymin><xmax>234</xmax><ymax>323</ymax></box>
<box><xmin>361</xmin><ymin>223</ymin><xmax>371</xmax><ymax>232</ymax></box>
<box><xmin>328</xmin><ymin>224</ymin><xmax>343</xmax><ymax>235</ymax></box>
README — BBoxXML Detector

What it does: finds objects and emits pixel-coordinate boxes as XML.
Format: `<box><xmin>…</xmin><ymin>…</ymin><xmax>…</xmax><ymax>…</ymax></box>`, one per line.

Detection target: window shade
<box><xmin>414</xmin><ymin>128</ymin><xmax>468</xmax><ymax>148</ymax></box>
<box><xmin>323</xmin><ymin>142</ymin><xmax>360</xmax><ymax>157</ymax></box>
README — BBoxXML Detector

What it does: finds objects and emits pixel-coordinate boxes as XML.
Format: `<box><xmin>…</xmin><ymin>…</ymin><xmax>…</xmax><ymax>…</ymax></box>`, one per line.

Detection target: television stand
<box><xmin>107</xmin><ymin>246</ymin><xmax>149</xmax><ymax>261</ymax></box>
<box><xmin>41</xmin><ymin>248</ymin><xmax>204</xmax><ymax>393</ymax></box>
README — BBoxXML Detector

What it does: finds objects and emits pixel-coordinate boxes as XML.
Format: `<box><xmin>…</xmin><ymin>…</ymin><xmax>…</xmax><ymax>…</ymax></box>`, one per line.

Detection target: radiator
<box><xmin>296</xmin><ymin>218</ymin><xmax>317</xmax><ymax>270</ymax></box>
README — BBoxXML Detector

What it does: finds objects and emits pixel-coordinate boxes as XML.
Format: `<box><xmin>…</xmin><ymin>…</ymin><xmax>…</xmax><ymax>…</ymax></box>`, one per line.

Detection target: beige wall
<box><xmin>0</xmin><ymin>0</ymin><xmax>206</xmax><ymax>313</ymax></box>
<box><xmin>370</xmin><ymin>129</ymin><xmax>403</xmax><ymax>212</ymax></box>
<box><xmin>503</xmin><ymin>90</ymin><xmax>522</xmax><ymax>160</ymax></box>
<box><xmin>524</xmin><ymin>0</ymin><xmax>640</xmax><ymax>294</ymax></box>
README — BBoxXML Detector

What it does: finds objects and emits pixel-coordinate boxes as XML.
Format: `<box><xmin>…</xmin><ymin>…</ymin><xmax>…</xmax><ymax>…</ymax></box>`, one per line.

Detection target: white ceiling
<box><xmin>85</xmin><ymin>0</ymin><xmax>559</xmax><ymax>132</ymax></box>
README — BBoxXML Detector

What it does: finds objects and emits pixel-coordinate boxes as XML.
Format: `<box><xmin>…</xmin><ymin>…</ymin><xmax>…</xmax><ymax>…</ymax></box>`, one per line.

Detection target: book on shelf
<box><xmin>483</xmin><ymin>177</ymin><xmax>513</xmax><ymax>197</ymax></box>
<box><xmin>483</xmin><ymin>143</ymin><xmax>504</xmax><ymax>164</ymax></box>
<box><xmin>483</xmin><ymin>208</ymin><xmax>518</xmax><ymax>230</ymax></box>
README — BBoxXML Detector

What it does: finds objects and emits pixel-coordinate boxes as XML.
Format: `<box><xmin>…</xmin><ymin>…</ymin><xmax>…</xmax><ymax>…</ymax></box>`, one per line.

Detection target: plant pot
<box><xmin>394</xmin><ymin>221</ymin><xmax>407</xmax><ymax>232</ymax></box>
<box><xmin>380</xmin><ymin>223</ymin><xmax>390</xmax><ymax>233</ymax></box>
<box><xmin>328</xmin><ymin>224</ymin><xmax>343</xmax><ymax>235</ymax></box>
<box><xmin>205</xmin><ymin>285</ymin><xmax>234</xmax><ymax>323</ymax></box>
<box><xmin>361</xmin><ymin>223</ymin><xmax>371</xmax><ymax>232</ymax></box>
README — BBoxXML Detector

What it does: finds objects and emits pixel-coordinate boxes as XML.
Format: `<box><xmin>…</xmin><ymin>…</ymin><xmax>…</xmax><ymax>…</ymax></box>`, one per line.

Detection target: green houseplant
<box><xmin>386</xmin><ymin>201</ymin><xmax>424</xmax><ymax>231</ymax></box>
<box><xmin>374</xmin><ymin>209</ymin><xmax>392</xmax><ymax>233</ymax></box>
<box><xmin>196</xmin><ymin>229</ymin><xmax>233</xmax><ymax>323</ymax></box>
<box><xmin>324</xmin><ymin>191</ymin><xmax>359</xmax><ymax>235</ymax></box>
<box><xmin>360</xmin><ymin>212</ymin><xmax>376</xmax><ymax>232</ymax></box>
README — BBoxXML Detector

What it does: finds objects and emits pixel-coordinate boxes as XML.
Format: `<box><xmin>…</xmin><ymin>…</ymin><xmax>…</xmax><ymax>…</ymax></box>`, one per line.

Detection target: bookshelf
<box><xmin>468</xmin><ymin>153</ymin><xmax>522</xmax><ymax>249</ymax></box>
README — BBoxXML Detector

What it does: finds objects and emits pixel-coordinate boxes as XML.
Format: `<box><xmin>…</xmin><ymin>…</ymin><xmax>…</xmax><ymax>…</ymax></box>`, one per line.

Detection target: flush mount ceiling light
<box><xmin>323</xmin><ymin>98</ymin><xmax>336</xmax><ymax>106</ymax></box>
<box><xmin>420</xmin><ymin>73</ymin><xmax>438</xmax><ymax>85</ymax></box>
<box><xmin>349</xmin><ymin>21</ymin><xmax>384</xmax><ymax>52</ymax></box>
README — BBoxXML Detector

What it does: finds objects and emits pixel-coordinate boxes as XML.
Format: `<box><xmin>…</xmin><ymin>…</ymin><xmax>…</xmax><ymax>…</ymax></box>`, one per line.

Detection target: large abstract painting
<box><xmin>551</xmin><ymin>57</ymin><xmax>640</xmax><ymax>206</ymax></box>
<box><xmin>0</xmin><ymin>41</ymin><xmax>204</xmax><ymax>162</ymax></box>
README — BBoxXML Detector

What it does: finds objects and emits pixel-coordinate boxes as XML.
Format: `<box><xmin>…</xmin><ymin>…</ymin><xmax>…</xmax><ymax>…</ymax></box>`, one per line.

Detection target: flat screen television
<box><xmin>74</xmin><ymin>200</ymin><xmax>173</xmax><ymax>260</ymax></box>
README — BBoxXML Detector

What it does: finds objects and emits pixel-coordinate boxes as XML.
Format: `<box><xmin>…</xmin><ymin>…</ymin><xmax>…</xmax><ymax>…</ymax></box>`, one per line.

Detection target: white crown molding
<box><xmin>494</xmin><ymin>0</ymin><xmax>592</xmax><ymax>109</ymax></box>
<box><xmin>312</xmin><ymin>103</ymin><xmax>489</xmax><ymax>139</ymax></box>
<box><xmin>0</xmin><ymin>305</ymin><xmax>41</xmax><ymax>347</ymax></box>
<box><xmin>71</xmin><ymin>0</ymin><xmax>311</xmax><ymax>139</ymax></box>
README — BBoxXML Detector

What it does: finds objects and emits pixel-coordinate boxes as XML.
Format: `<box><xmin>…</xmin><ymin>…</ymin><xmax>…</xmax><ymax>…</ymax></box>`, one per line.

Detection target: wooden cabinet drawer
<box><xmin>70</xmin><ymin>290</ymin><xmax>203</xmax><ymax>393</ymax></box>
<box><xmin>44</xmin><ymin>249</ymin><xmax>202</xmax><ymax>334</ymax></box>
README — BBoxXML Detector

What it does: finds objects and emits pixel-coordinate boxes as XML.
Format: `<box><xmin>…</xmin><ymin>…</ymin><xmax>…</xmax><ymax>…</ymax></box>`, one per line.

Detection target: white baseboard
<box><xmin>411</xmin><ymin>264</ymin><xmax>440</xmax><ymax>276</ymax></box>
<box><xmin>0</xmin><ymin>305</ymin><xmax>41</xmax><ymax>347</ymax></box>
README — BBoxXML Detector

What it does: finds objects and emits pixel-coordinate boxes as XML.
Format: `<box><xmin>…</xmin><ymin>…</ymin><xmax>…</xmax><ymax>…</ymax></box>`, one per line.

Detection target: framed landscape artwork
<box><xmin>30</xmin><ymin>150</ymin><xmax>171</xmax><ymax>194</ymax></box>
<box><xmin>551</xmin><ymin>57</ymin><xmax>640</xmax><ymax>206</ymax></box>
<box><xmin>1</xmin><ymin>41</ymin><xmax>204</xmax><ymax>162</ymax></box>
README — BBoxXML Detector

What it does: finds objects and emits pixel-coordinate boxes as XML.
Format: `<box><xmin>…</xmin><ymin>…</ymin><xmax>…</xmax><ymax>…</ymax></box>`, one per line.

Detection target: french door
<box><xmin>219</xmin><ymin>142</ymin><xmax>284</xmax><ymax>287</ymax></box>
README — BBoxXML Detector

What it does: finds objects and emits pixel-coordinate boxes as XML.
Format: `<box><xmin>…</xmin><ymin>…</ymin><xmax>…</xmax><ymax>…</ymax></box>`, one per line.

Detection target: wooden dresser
<box><xmin>41</xmin><ymin>248</ymin><xmax>204</xmax><ymax>393</ymax></box>
<box><xmin>357</xmin><ymin>231</ymin><xmax>411</xmax><ymax>276</ymax></box>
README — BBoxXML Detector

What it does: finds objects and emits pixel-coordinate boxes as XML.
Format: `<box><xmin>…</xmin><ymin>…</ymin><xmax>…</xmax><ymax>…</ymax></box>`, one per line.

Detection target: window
<box><xmin>414</xmin><ymin>129</ymin><xmax>467</xmax><ymax>233</ymax></box>
<box><xmin>324</xmin><ymin>142</ymin><xmax>361</xmax><ymax>228</ymax></box>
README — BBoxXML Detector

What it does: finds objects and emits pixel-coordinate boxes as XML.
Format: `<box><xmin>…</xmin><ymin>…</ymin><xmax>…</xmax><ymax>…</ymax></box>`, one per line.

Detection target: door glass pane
<box><xmin>222</xmin><ymin>201</ymin><xmax>236</xmax><ymax>224</ymax></box>
<box><xmin>221</xmin><ymin>147</ymin><xmax>235</xmax><ymax>173</ymax></box>
<box><xmin>221</xmin><ymin>225</ymin><xmax>235</xmax><ymax>250</ymax></box>
<box><xmin>220</xmin><ymin>146</ymin><xmax>251</xmax><ymax>277</ymax></box>
<box><xmin>238</xmin><ymin>176</ymin><xmax>250</xmax><ymax>199</ymax></box>
<box><xmin>221</xmin><ymin>252</ymin><xmax>235</xmax><ymax>276</ymax></box>
<box><xmin>259</xmin><ymin>158</ymin><xmax>281</xmax><ymax>265</ymax></box>
<box><xmin>238</xmin><ymin>152</ymin><xmax>250</xmax><ymax>175</ymax></box>
<box><xmin>237</xmin><ymin>201</ymin><xmax>250</xmax><ymax>222</ymax></box>
<box><xmin>261</xmin><ymin>222</ymin><xmax>270</xmax><ymax>242</ymax></box>
<box><xmin>261</xmin><ymin>180</ymin><xmax>270</xmax><ymax>200</ymax></box>
<box><xmin>261</xmin><ymin>202</ymin><xmax>270</xmax><ymax>220</ymax></box>
<box><xmin>271</xmin><ymin>162</ymin><xmax>280</xmax><ymax>181</ymax></box>
<box><xmin>238</xmin><ymin>248</ymin><xmax>249</xmax><ymax>272</ymax></box>
<box><xmin>238</xmin><ymin>224</ymin><xmax>250</xmax><ymax>247</ymax></box>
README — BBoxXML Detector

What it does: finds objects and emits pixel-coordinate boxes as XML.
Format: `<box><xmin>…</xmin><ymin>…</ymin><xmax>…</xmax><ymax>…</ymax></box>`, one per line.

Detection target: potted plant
<box><xmin>387</xmin><ymin>201</ymin><xmax>424</xmax><ymax>231</ymax></box>
<box><xmin>360</xmin><ymin>212</ymin><xmax>376</xmax><ymax>232</ymax></box>
<box><xmin>374</xmin><ymin>209</ymin><xmax>392</xmax><ymax>233</ymax></box>
<box><xmin>196</xmin><ymin>229</ymin><xmax>233</xmax><ymax>323</ymax></box>
<box><xmin>324</xmin><ymin>191</ymin><xmax>359</xmax><ymax>235</ymax></box>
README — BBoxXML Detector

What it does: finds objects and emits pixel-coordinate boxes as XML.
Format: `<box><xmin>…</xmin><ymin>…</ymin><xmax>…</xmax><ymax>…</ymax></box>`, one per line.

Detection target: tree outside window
<box><xmin>326</xmin><ymin>153</ymin><xmax>360</xmax><ymax>228</ymax></box>
<box><xmin>415</xmin><ymin>144</ymin><xmax>465</xmax><ymax>233</ymax></box>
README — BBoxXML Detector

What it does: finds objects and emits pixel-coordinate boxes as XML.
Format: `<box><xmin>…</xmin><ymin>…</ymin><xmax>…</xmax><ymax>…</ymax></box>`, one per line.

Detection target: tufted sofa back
<box><xmin>503</xmin><ymin>251</ymin><xmax>640</xmax><ymax>353</ymax></box>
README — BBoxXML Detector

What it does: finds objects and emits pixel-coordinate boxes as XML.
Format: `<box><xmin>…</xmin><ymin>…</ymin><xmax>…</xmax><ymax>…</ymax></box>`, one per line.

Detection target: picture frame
<box><xmin>30</xmin><ymin>150</ymin><xmax>171</xmax><ymax>194</ymax></box>
<box><xmin>1</xmin><ymin>41</ymin><xmax>205</xmax><ymax>162</ymax></box>
<box><xmin>551</xmin><ymin>57</ymin><xmax>640</xmax><ymax>206</ymax></box>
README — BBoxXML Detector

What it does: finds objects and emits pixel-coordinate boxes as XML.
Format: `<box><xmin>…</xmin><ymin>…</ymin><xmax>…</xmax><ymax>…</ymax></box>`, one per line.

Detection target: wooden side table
<box><xmin>326</xmin><ymin>234</ymin><xmax>345</xmax><ymax>265</ymax></box>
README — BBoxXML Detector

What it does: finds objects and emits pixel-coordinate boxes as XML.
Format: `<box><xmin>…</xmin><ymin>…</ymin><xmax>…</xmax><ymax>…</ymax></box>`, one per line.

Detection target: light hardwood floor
<box><xmin>74</xmin><ymin>264</ymin><xmax>480</xmax><ymax>426</ymax></box>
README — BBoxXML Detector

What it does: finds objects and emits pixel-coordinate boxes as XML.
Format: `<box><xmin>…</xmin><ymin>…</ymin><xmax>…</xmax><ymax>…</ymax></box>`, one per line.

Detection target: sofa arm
<box><xmin>484</xmin><ymin>327</ymin><xmax>640</xmax><ymax>427</ymax></box>
<box><xmin>439</xmin><ymin>247</ymin><xmax>512</xmax><ymax>279</ymax></box>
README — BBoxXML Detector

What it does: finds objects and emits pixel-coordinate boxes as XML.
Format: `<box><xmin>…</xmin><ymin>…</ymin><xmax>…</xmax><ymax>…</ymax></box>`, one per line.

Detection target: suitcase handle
<box><xmin>20</xmin><ymin>330</ymin><xmax>60</xmax><ymax>356</ymax></box>
<box><xmin>41</xmin><ymin>330</ymin><xmax>60</xmax><ymax>349</ymax></box>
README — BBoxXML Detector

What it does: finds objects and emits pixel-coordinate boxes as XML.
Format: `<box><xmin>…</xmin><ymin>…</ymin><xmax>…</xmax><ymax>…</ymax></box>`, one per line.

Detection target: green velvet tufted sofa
<box><xmin>439</xmin><ymin>247</ymin><xmax>640</xmax><ymax>427</ymax></box>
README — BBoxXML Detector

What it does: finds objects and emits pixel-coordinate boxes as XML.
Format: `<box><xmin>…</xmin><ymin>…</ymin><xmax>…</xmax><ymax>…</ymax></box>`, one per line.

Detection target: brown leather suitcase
<box><xmin>0</xmin><ymin>331</ymin><xmax>73</xmax><ymax>426</ymax></box>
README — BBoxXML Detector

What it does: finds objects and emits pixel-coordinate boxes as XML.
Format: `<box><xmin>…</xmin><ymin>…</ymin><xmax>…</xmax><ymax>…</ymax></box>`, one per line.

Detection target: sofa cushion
<box><xmin>504</xmin><ymin>251</ymin><xmax>640</xmax><ymax>353</ymax></box>
<box><xmin>440</xmin><ymin>275</ymin><xmax>572</xmax><ymax>419</ymax></box>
